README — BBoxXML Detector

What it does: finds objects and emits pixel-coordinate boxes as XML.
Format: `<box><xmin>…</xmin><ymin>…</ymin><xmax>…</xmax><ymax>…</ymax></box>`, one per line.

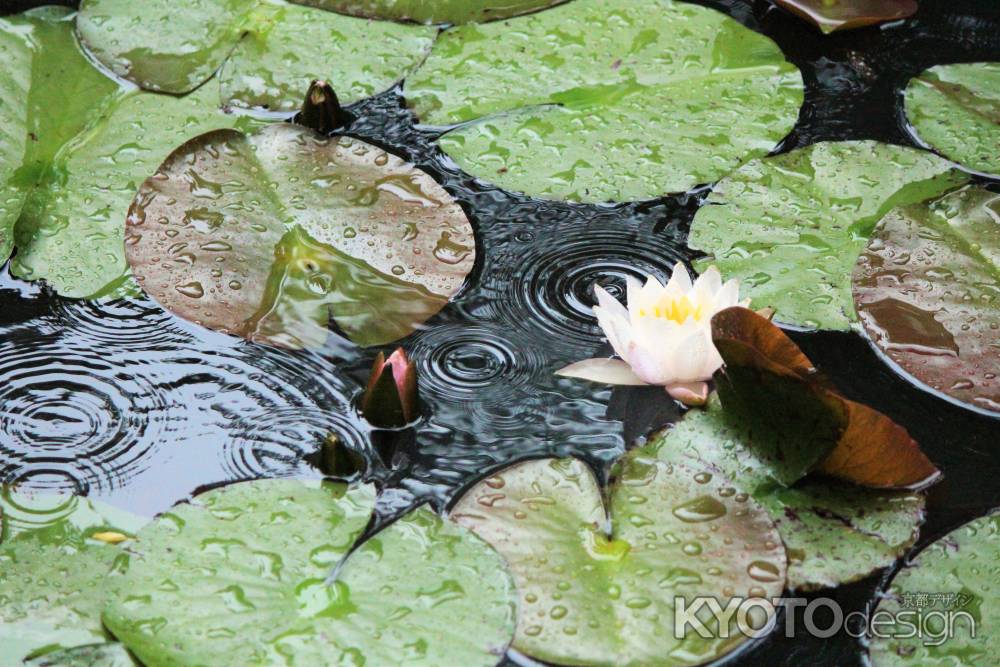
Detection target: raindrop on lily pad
<box><xmin>77</xmin><ymin>0</ymin><xmax>437</xmax><ymax>110</ymax></box>
<box><xmin>125</xmin><ymin>123</ymin><xmax>475</xmax><ymax>348</ymax></box>
<box><xmin>648</xmin><ymin>396</ymin><xmax>926</xmax><ymax>591</ymax></box>
<box><xmin>0</xmin><ymin>488</ymin><xmax>144</xmax><ymax>665</ymax></box>
<box><xmin>301</xmin><ymin>0</ymin><xmax>571</xmax><ymax>24</ymax></box>
<box><xmin>689</xmin><ymin>141</ymin><xmax>968</xmax><ymax>330</ymax></box>
<box><xmin>853</xmin><ymin>185</ymin><xmax>1000</xmax><ymax>416</ymax></box>
<box><xmin>868</xmin><ymin>512</ymin><xmax>998</xmax><ymax>666</ymax></box>
<box><xmin>405</xmin><ymin>0</ymin><xmax>803</xmax><ymax>202</ymax></box>
<box><xmin>102</xmin><ymin>479</ymin><xmax>516</xmax><ymax>666</ymax></box>
<box><xmin>904</xmin><ymin>62</ymin><xmax>1000</xmax><ymax>178</ymax></box>
<box><xmin>450</xmin><ymin>456</ymin><xmax>787</xmax><ymax>665</ymax></box>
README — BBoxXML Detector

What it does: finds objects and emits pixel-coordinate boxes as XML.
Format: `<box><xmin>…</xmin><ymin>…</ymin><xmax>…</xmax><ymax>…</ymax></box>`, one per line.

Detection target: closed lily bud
<box><xmin>295</xmin><ymin>80</ymin><xmax>347</xmax><ymax>134</ymax></box>
<box><xmin>361</xmin><ymin>348</ymin><xmax>418</xmax><ymax>428</ymax></box>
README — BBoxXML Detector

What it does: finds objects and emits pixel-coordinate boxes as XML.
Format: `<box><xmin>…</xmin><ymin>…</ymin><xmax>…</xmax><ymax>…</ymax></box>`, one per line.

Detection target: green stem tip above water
<box><xmin>295</xmin><ymin>80</ymin><xmax>347</xmax><ymax>134</ymax></box>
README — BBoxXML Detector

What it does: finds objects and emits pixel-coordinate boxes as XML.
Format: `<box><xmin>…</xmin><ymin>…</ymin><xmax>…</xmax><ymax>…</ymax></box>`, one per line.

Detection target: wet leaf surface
<box><xmin>301</xmin><ymin>0</ymin><xmax>570</xmax><ymax>24</ymax></box>
<box><xmin>78</xmin><ymin>0</ymin><xmax>437</xmax><ymax>110</ymax></box>
<box><xmin>0</xmin><ymin>489</ymin><xmax>143</xmax><ymax>665</ymax></box>
<box><xmin>869</xmin><ymin>513</ymin><xmax>998</xmax><ymax>666</ymax></box>
<box><xmin>451</xmin><ymin>456</ymin><xmax>787</xmax><ymax>665</ymax></box>
<box><xmin>904</xmin><ymin>62</ymin><xmax>1000</xmax><ymax>177</ymax></box>
<box><xmin>405</xmin><ymin>0</ymin><xmax>803</xmax><ymax>202</ymax></box>
<box><xmin>648</xmin><ymin>398</ymin><xmax>925</xmax><ymax>591</ymax></box>
<box><xmin>125</xmin><ymin>123</ymin><xmax>475</xmax><ymax>348</ymax></box>
<box><xmin>854</xmin><ymin>186</ymin><xmax>1000</xmax><ymax>417</ymax></box>
<box><xmin>0</xmin><ymin>8</ymin><xmax>245</xmax><ymax>298</ymax></box>
<box><xmin>25</xmin><ymin>643</ymin><xmax>137</xmax><ymax>667</ymax></box>
<box><xmin>103</xmin><ymin>479</ymin><xmax>516</xmax><ymax>666</ymax></box>
<box><xmin>690</xmin><ymin>141</ymin><xmax>967</xmax><ymax>330</ymax></box>
<box><xmin>772</xmin><ymin>0</ymin><xmax>917</xmax><ymax>34</ymax></box>
<box><xmin>712</xmin><ymin>307</ymin><xmax>940</xmax><ymax>489</ymax></box>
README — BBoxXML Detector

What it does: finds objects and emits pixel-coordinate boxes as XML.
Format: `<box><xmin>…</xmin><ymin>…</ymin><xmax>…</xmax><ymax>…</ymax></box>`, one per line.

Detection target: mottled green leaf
<box><xmin>0</xmin><ymin>489</ymin><xmax>144</xmax><ymax>665</ymax></box>
<box><xmin>125</xmin><ymin>123</ymin><xmax>475</xmax><ymax>348</ymax></box>
<box><xmin>647</xmin><ymin>397</ymin><xmax>925</xmax><ymax>591</ymax></box>
<box><xmin>869</xmin><ymin>513</ymin><xmax>998</xmax><ymax>666</ymax></box>
<box><xmin>904</xmin><ymin>62</ymin><xmax>1000</xmax><ymax>177</ymax></box>
<box><xmin>451</xmin><ymin>456</ymin><xmax>787</xmax><ymax>665</ymax></box>
<box><xmin>25</xmin><ymin>643</ymin><xmax>137</xmax><ymax>667</ymax></box>
<box><xmin>299</xmin><ymin>0</ymin><xmax>569</xmax><ymax>24</ymax></box>
<box><xmin>854</xmin><ymin>186</ymin><xmax>1000</xmax><ymax>416</ymax></box>
<box><xmin>405</xmin><ymin>0</ymin><xmax>803</xmax><ymax>202</ymax></box>
<box><xmin>690</xmin><ymin>141</ymin><xmax>968</xmax><ymax>330</ymax></box>
<box><xmin>78</xmin><ymin>0</ymin><xmax>437</xmax><ymax>110</ymax></box>
<box><xmin>103</xmin><ymin>479</ymin><xmax>516</xmax><ymax>666</ymax></box>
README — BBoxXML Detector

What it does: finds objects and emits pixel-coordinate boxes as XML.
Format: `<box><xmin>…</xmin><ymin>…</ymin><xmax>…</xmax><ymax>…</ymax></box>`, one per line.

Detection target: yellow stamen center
<box><xmin>639</xmin><ymin>296</ymin><xmax>704</xmax><ymax>324</ymax></box>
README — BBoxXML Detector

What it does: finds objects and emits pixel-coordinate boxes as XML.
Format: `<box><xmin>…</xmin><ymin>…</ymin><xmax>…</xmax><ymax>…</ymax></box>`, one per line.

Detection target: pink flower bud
<box><xmin>361</xmin><ymin>348</ymin><xmax>418</xmax><ymax>428</ymax></box>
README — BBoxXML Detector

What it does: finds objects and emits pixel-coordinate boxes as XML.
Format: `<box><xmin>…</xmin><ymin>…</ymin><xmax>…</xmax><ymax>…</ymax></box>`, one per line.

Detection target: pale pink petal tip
<box><xmin>555</xmin><ymin>358</ymin><xmax>647</xmax><ymax>386</ymax></box>
<box><xmin>666</xmin><ymin>381</ymin><xmax>710</xmax><ymax>406</ymax></box>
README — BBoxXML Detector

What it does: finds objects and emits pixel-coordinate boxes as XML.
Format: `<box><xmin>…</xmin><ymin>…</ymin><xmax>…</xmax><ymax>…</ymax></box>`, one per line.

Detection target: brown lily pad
<box><xmin>712</xmin><ymin>307</ymin><xmax>940</xmax><ymax>489</ymax></box>
<box><xmin>125</xmin><ymin>123</ymin><xmax>475</xmax><ymax>348</ymax></box>
<box><xmin>772</xmin><ymin>0</ymin><xmax>917</xmax><ymax>33</ymax></box>
<box><xmin>853</xmin><ymin>185</ymin><xmax>1000</xmax><ymax>416</ymax></box>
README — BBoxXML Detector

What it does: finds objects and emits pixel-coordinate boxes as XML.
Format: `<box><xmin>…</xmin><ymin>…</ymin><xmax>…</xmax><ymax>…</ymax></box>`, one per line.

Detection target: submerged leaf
<box><xmin>868</xmin><ymin>513</ymin><xmax>998</xmax><ymax>666</ymax></box>
<box><xmin>712</xmin><ymin>307</ymin><xmax>940</xmax><ymax>489</ymax></box>
<box><xmin>648</xmin><ymin>398</ymin><xmax>925</xmax><ymax>591</ymax></box>
<box><xmin>0</xmin><ymin>489</ymin><xmax>144</xmax><ymax>665</ymax></box>
<box><xmin>690</xmin><ymin>141</ymin><xmax>967</xmax><ymax>330</ymax></box>
<box><xmin>77</xmin><ymin>0</ymin><xmax>436</xmax><ymax>110</ymax></box>
<box><xmin>298</xmin><ymin>0</ymin><xmax>570</xmax><ymax>24</ymax></box>
<box><xmin>125</xmin><ymin>123</ymin><xmax>474</xmax><ymax>348</ymax></box>
<box><xmin>854</xmin><ymin>186</ymin><xmax>1000</xmax><ymax>416</ymax></box>
<box><xmin>451</xmin><ymin>456</ymin><xmax>786</xmax><ymax>665</ymax></box>
<box><xmin>904</xmin><ymin>62</ymin><xmax>1000</xmax><ymax>177</ymax></box>
<box><xmin>103</xmin><ymin>479</ymin><xmax>516</xmax><ymax>666</ymax></box>
<box><xmin>772</xmin><ymin>0</ymin><xmax>917</xmax><ymax>34</ymax></box>
<box><xmin>405</xmin><ymin>0</ymin><xmax>803</xmax><ymax>202</ymax></box>
<box><xmin>25</xmin><ymin>643</ymin><xmax>137</xmax><ymax>667</ymax></box>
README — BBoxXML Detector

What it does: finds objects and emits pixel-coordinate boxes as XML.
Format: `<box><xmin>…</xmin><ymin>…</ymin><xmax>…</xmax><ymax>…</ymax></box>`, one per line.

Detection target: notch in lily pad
<box><xmin>295</xmin><ymin>80</ymin><xmax>352</xmax><ymax>134</ymax></box>
<box><xmin>711</xmin><ymin>307</ymin><xmax>940</xmax><ymax>490</ymax></box>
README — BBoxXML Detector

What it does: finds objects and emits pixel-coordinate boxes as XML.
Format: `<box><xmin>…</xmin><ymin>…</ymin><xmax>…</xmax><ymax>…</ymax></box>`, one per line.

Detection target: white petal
<box><xmin>595</xmin><ymin>308</ymin><xmax>633</xmax><ymax>361</ymax></box>
<box><xmin>670</xmin><ymin>328</ymin><xmax>722</xmax><ymax>382</ymax></box>
<box><xmin>711</xmin><ymin>279</ymin><xmax>742</xmax><ymax>312</ymax></box>
<box><xmin>665</xmin><ymin>262</ymin><xmax>692</xmax><ymax>294</ymax></box>
<box><xmin>628</xmin><ymin>339</ymin><xmax>677</xmax><ymax>385</ymax></box>
<box><xmin>693</xmin><ymin>265</ymin><xmax>722</xmax><ymax>298</ymax></box>
<box><xmin>593</xmin><ymin>284</ymin><xmax>628</xmax><ymax>321</ymax></box>
<box><xmin>666</xmin><ymin>381</ymin><xmax>710</xmax><ymax>406</ymax></box>
<box><xmin>555</xmin><ymin>358</ymin><xmax>648</xmax><ymax>385</ymax></box>
<box><xmin>632</xmin><ymin>275</ymin><xmax>664</xmax><ymax>319</ymax></box>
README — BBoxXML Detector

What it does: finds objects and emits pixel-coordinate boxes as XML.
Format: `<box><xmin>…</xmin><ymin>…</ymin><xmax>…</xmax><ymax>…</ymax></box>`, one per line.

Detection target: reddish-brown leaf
<box><xmin>773</xmin><ymin>0</ymin><xmax>917</xmax><ymax>34</ymax></box>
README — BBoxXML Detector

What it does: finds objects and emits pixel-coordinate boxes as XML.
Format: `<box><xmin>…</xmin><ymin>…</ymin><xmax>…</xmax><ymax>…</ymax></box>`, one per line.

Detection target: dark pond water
<box><xmin>1</xmin><ymin>0</ymin><xmax>999</xmax><ymax>665</ymax></box>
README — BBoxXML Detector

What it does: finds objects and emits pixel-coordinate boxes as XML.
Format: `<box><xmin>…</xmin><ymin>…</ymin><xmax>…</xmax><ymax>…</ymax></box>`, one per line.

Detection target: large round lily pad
<box><xmin>853</xmin><ymin>185</ymin><xmax>1000</xmax><ymax>416</ymax></box>
<box><xmin>299</xmin><ymin>0</ymin><xmax>570</xmax><ymax>24</ymax></box>
<box><xmin>869</xmin><ymin>513</ymin><xmax>998</xmax><ymax>666</ymax></box>
<box><xmin>125</xmin><ymin>123</ymin><xmax>475</xmax><ymax>348</ymax></box>
<box><xmin>904</xmin><ymin>62</ymin><xmax>1000</xmax><ymax>177</ymax></box>
<box><xmin>689</xmin><ymin>141</ymin><xmax>968</xmax><ymax>330</ymax></box>
<box><xmin>405</xmin><ymin>0</ymin><xmax>803</xmax><ymax>202</ymax></box>
<box><xmin>648</xmin><ymin>397</ymin><xmax>926</xmax><ymax>591</ymax></box>
<box><xmin>77</xmin><ymin>0</ymin><xmax>437</xmax><ymax>110</ymax></box>
<box><xmin>451</xmin><ymin>456</ymin><xmax>787</xmax><ymax>665</ymax></box>
<box><xmin>0</xmin><ymin>489</ymin><xmax>144</xmax><ymax>665</ymax></box>
<box><xmin>0</xmin><ymin>8</ymin><xmax>247</xmax><ymax>298</ymax></box>
<box><xmin>103</xmin><ymin>479</ymin><xmax>516</xmax><ymax>666</ymax></box>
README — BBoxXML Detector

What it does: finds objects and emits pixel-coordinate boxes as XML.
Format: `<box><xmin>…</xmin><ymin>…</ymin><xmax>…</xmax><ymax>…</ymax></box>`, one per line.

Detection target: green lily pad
<box><xmin>0</xmin><ymin>489</ymin><xmax>144</xmax><ymax>665</ymax></box>
<box><xmin>868</xmin><ymin>513</ymin><xmax>998</xmax><ymax>666</ymax></box>
<box><xmin>77</xmin><ymin>0</ymin><xmax>437</xmax><ymax>110</ymax></box>
<box><xmin>25</xmin><ymin>643</ymin><xmax>137</xmax><ymax>667</ymax></box>
<box><xmin>299</xmin><ymin>0</ymin><xmax>570</xmax><ymax>24</ymax></box>
<box><xmin>853</xmin><ymin>186</ymin><xmax>1000</xmax><ymax>416</ymax></box>
<box><xmin>647</xmin><ymin>397</ymin><xmax>925</xmax><ymax>591</ymax></box>
<box><xmin>103</xmin><ymin>479</ymin><xmax>516</xmax><ymax>666</ymax></box>
<box><xmin>405</xmin><ymin>0</ymin><xmax>803</xmax><ymax>202</ymax></box>
<box><xmin>689</xmin><ymin>141</ymin><xmax>968</xmax><ymax>330</ymax></box>
<box><xmin>0</xmin><ymin>8</ymin><xmax>245</xmax><ymax>298</ymax></box>
<box><xmin>451</xmin><ymin>456</ymin><xmax>787</xmax><ymax>665</ymax></box>
<box><xmin>904</xmin><ymin>62</ymin><xmax>1000</xmax><ymax>177</ymax></box>
<box><xmin>125</xmin><ymin>123</ymin><xmax>475</xmax><ymax>348</ymax></box>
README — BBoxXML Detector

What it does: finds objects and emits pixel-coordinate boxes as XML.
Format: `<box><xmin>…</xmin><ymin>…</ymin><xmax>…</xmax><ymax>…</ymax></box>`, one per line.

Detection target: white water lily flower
<box><xmin>556</xmin><ymin>263</ymin><xmax>749</xmax><ymax>406</ymax></box>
